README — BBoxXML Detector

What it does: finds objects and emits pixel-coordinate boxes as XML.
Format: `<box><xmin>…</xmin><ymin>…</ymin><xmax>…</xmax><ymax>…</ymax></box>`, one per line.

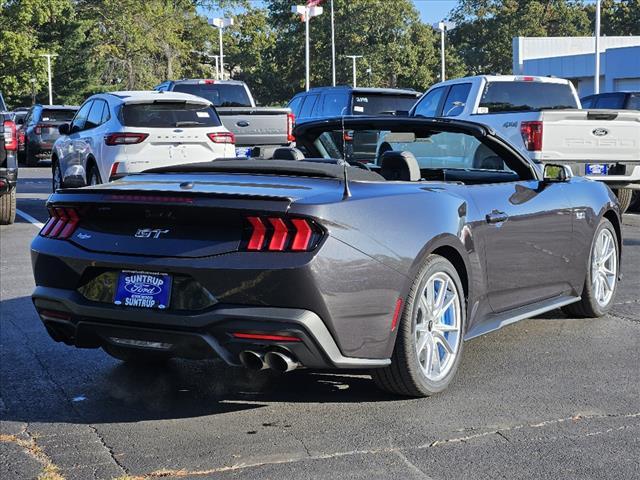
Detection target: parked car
<box><xmin>581</xmin><ymin>91</ymin><xmax>640</xmax><ymax>110</ymax></box>
<box><xmin>288</xmin><ymin>86</ymin><xmax>422</xmax><ymax>161</ymax></box>
<box><xmin>581</xmin><ymin>91</ymin><xmax>640</xmax><ymax>213</ymax></box>
<box><xmin>0</xmin><ymin>113</ymin><xmax>18</xmax><ymax>224</ymax></box>
<box><xmin>288</xmin><ymin>86</ymin><xmax>422</xmax><ymax>123</ymax></box>
<box><xmin>31</xmin><ymin>116</ymin><xmax>621</xmax><ymax>397</ymax></box>
<box><xmin>410</xmin><ymin>75</ymin><xmax>640</xmax><ymax>212</ymax></box>
<box><xmin>52</xmin><ymin>90</ymin><xmax>235</xmax><ymax>190</ymax></box>
<box><xmin>155</xmin><ymin>79</ymin><xmax>293</xmax><ymax>155</ymax></box>
<box><xmin>22</xmin><ymin>105</ymin><xmax>78</xmax><ymax>166</ymax></box>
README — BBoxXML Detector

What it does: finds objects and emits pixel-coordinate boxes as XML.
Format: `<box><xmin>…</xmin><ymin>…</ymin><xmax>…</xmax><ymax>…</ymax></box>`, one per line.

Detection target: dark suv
<box><xmin>287</xmin><ymin>86</ymin><xmax>421</xmax><ymax>124</ymax></box>
<box><xmin>22</xmin><ymin>105</ymin><xmax>78</xmax><ymax>166</ymax></box>
<box><xmin>580</xmin><ymin>91</ymin><xmax>640</xmax><ymax>110</ymax></box>
<box><xmin>1</xmin><ymin>112</ymin><xmax>18</xmax><ymax>224</ymax></box>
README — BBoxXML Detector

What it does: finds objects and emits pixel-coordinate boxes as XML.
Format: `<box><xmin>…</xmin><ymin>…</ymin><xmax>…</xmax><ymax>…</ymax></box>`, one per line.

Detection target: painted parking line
<box><xmin>15</xmin><ymin>209</ymin><xmax>44</xmax><ymax>229</ymax></box>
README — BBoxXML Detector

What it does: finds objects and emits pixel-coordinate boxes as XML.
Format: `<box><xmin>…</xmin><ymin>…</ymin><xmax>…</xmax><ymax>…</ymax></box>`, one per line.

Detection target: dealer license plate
<box><xmin>114</xmin><ymin>271</ymin><xmax>172</xmax><ymax>309</ymax></box>
<box><xmin>585</xmin><ymin>163</ymin><xmax>608</xmax><ymax>175</ymax></box>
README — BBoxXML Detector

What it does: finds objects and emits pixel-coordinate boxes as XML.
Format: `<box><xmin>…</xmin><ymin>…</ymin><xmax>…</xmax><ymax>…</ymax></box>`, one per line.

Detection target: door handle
<box><xmin>486</xmin><ymin>210</ymin><xmax>508</xmax><ymax>224</ymax></box>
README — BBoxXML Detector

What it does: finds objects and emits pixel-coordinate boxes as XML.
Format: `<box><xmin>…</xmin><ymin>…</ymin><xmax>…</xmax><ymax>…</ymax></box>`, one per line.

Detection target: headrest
<box><xmin>272</xmin><ymin>147</ymin><xmax>305</xmax><ymax>161</ymax></box>
<box><xmin>380</xmin><ymin>150</ymin><xmax>421</xmax><ymax>181</ymax></box>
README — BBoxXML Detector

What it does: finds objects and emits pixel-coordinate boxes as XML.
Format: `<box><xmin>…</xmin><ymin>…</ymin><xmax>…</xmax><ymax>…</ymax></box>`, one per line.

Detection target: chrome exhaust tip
<box><xmin>239</xmin><ymin>350</ymin><xmax>267</xmax><ymax>371</ymax></box>
<box><xmin>264</xmin><ymin>351</ymin><xmax>300</xmax><ymax>373</ymax></box>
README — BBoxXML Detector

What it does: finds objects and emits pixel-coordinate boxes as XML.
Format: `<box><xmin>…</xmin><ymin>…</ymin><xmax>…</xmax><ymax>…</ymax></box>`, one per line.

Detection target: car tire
<box><xmin>0</xmin><ymin>189</ymin><xmax>17</xmax><ymax>225</ymax></box>
<box><xmin>25</xmin><ymin>145</ymin><xmax>37</xmax><ymax>167</ymax></box>
<box><xmin>371</xmin><ymin>254</ymin><xmax>466</xmax><ymax>397</ymax></box>
<box><xmin>562</xmin><ymin>218</ymin><xmax>619</xmax><ymax>318</ymax></box>
<box><xmin>613</xmin><ymin>188</ymin><xmax>633</xmax><ymax>214</ymax></box>
<box><xmin>86</xmin><ymin>163</ymin><xmax>102</xmax><ymax>185</ymax></box>
<box><xmin>52</xmin><ymin>160</ymin><xmax>64</xmax><ymax>192</ymax></box>
<box><xmin>103</xmin><ymin>344</ymin><xmax>172</xmax><ymax>364</ymax></box>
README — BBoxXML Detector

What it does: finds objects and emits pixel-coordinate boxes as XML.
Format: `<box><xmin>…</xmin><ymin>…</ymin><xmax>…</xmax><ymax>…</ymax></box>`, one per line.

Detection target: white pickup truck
<box><xmin>409</xmin><ymin>75</ymin><xmax>640</xmax><ymax>211</ymax></box>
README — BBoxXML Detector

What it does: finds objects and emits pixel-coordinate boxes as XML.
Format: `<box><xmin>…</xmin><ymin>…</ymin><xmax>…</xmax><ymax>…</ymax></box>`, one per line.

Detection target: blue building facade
<box><xmin>513</xmin><ymin>36</ymin><xmax>640</xmax><ymax>97</ymax></box>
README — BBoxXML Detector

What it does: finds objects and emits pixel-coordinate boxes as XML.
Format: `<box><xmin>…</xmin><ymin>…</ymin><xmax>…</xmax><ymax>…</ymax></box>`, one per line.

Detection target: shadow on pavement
<box><xmin>1</xmin><ymin>296</ymin><xmax>397</xmax><ymax>427</ymax></box>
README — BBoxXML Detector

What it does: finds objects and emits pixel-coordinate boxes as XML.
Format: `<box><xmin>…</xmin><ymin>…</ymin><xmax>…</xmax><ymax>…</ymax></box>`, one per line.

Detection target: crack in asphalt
<box><xmin>88</xmin><ymin>425</ymin><xmax>130</xmax><ymax>477</ymax></box>
<box><xmin>0</xmin><ymin>428</ymin><xmax>65</xmax><ymax>480</ymax></box>
<box><xmin>120</xmin><ymin>411</ymin><xmax>640</xmax><ymax>479</ymax></box>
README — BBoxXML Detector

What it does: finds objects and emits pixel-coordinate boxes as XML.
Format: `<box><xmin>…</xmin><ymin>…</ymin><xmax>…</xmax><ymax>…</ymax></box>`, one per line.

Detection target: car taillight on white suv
<box><xmin>3</xmin><ymin>120</ymin><xmax>17</xmax><ymax>151</ymax></box>
<box><xmin>207</xmin><ymin>132</ymin><xmax>235</xmax><ymax>144</ymax></box>
<box><xmin>104</xmin><ymin>133</ymin><xmax>149</xmax><ymax>145</ymax></box>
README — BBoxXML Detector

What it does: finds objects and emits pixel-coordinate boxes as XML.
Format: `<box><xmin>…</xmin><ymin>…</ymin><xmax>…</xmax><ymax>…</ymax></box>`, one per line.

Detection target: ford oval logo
<box><xmin>173</xmin><ymin>129</ymin><xmax>184</xmax><ymax>133</ymax></box>
<box><xmin>592</xmin><ymin>128</ymin><xmax>609</xmax><ymax>137</ymax></box>
<box><xmin>124</xmin><ymin>282</ymin><xmax>162</xmax><ymax>295</ymax></box>
<box><xmin>237</xmin><ymin>120</ymin><xmax>250</xmax><ymax>127</ymax></box>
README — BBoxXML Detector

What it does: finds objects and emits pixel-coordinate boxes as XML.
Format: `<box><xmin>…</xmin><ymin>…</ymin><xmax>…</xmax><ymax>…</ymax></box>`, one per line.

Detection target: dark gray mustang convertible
<box><xmin>31</xmin><ymin>117</ymin><xmax>622</xmax><ymax>397</ymax></box>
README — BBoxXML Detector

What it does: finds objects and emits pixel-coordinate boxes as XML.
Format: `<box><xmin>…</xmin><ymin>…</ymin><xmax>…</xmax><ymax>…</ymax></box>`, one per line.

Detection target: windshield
<box><xmin>308</xmin><ymin>127</ymin><xmax>514</xmax><ymax>173</ymax></box>
<box><xmin>121</xmin><ymin>102</ymin><xmax>222</xmax><ymax>128</ymax></box>
<box><xmin>172</xmin><ymin>83</ymin><xmax>252</xmax><ymax>107</ymax></box>
<box><xmin>41</xmin><ymin>109</ymin><xmax>77</xmax><ymax>122</ymax></box>
<box><xmin>351</xmin><ymin>93</ymin><xmax>418</xmax><ymax>115</ymax></box>
<box><xmin>479</xmin><ymin>81</ymin><xmax>578</xmax><ymax>113</ymax></box>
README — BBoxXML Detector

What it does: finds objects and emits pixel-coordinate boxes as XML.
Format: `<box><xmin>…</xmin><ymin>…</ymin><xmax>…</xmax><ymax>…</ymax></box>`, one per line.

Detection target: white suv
<box><xmin>52</xmin><ymin>91</ymin><xmax>235</xmax><ymax>190</ymax></box>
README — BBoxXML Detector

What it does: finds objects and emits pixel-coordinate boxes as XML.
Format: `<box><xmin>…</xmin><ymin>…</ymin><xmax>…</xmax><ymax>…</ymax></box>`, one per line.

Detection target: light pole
<box><xmin>292</xmin><ymin>4</ymin><xmax>323</xmax><ymax>91</ymax></box>
<box><xmin>433</xmin><ymin>22</ymin><xmax>455</xmax><ymax>82</ymax></box>
<box><xmin>192</xmin><ymin>50</ymin><xmax>220</xmax><ymax>80</ymax></box>
<box><xmin>594</xmin><ymin>0</ymin><xmax>601</xmax><ymax>94</ymax></box>
<box><xmin>30</xmin><ymin>78</ymin><xmax>37</xmax><ymax>105</ymax></box>
<box><xmin>38</xmin><ymin>53</ymin><xmax>58</xmax><ymax>105</ymax></box>
<box><xmin>330</xmin><ymin>0</ymin><xmax>336</xmax><ymax>86</ymax></box>
<box><xmin>345</xmin><ymin>55</ymin><xmax>363</xmax><ymax>88</ymax></box>
<box><xmin>208</xmin><ymin>17</ymin><xmax>233</xmax><ymax>80</ymax></box>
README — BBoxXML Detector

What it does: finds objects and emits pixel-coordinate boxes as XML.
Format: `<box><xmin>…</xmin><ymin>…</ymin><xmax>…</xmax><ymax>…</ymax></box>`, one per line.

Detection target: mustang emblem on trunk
<box><xmin>135</xmin><ymin>228</ymin><xmax>169</xmax><ymax>239</ymax></box>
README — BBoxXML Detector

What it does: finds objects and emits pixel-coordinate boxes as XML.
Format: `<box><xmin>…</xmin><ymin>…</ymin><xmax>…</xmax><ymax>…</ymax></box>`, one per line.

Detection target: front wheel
<box><xmin>86</xmin><ymin>163</ymin><xmax>102</xmax><ymax>186</ymax></box>
<box><xmin>562</xmin><ymin>218</ymin><xmax>619</xmax><ymax>318</ymax></box>
<box><xmin>371</xmin><ymin>255</ymin><xmax>465</xmax><ymax>397</ymax></box>
<box><xmin>52</xmin><ymin>160</ymin><xmax>64</xmax><ymax>192</ymax></box>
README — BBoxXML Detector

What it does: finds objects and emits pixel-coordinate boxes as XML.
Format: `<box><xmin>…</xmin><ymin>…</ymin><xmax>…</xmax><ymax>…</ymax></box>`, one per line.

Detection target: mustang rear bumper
<box><xmin>32</xmin><ymin>286</ymin><xmax>391</xmax><ymax>369</ymax></box>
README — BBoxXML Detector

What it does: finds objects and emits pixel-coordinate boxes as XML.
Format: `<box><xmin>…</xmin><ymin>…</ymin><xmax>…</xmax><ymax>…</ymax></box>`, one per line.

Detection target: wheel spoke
<box><xmin>430</xmin><ymin>342</ymin><xmax>441</xmax><ymax>375</ymax></box>
<box><xmin>437</xmin><ymin>293</ymin><xmax>456</xmax><ymax>319</ymax></box>
<box><xmin>433</xmin><ymin>331</ymin><xmax>454</xmax><ymax>354</ymax></box>
<box><xmin>416</xmin><ymin>332</ymin><xmax>429</xmax><ymax>356</ymax></box>
<box><xmin>435</xmin><ymin>278</ymin><xmax>449</xmax><ymax>310</ymax></box>
<box><xmin>434</xmin><ymin>323</ymin><xmax>457</xmax><ymax>332</ymax></box>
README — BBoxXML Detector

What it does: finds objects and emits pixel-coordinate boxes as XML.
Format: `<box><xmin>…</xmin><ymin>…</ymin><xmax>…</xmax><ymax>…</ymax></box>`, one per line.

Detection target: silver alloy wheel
<box><xmin>414</xmin><ymin>271</ymin><xmax>462</xmax><ymax>382</ymax></box>
<box><xmin>592</xmin><ymin>228</ymin><xmax>617</xmax><ymax>307</ymax></box>
<box><xmin>53</xmin><ymin>163</ymin><xmax>62</xmax><ymax>190</ymax></box>
<box><xmin>89</xmin><ymin>170</ymin><xmax>100</xmax><ymax>186</ymax></box>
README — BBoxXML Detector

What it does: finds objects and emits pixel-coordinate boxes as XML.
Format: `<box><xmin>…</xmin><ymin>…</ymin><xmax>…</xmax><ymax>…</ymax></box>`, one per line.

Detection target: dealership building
<box><xmin>512</xmin><ymin>36</ymin><xmax>640</xmax><ymax>97</ymax></box>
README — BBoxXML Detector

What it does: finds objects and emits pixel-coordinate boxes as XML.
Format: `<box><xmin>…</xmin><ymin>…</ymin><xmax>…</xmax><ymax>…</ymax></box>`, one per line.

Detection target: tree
<box><xmin>449</xmin><ymin>0</ymin><xmax>591</xmax><ymax>75</ymax></box>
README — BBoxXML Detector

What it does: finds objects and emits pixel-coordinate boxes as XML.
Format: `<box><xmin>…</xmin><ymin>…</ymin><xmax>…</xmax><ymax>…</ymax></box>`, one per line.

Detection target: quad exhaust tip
<box><xmin>239</xmin><ymin>350</ymin><xmax>268</xmax><ymax>371</ymax></box>
<box><xmin>264</xmin><ymin>351</ymin><xmax>299</xmax><ymax>373</ymax></box>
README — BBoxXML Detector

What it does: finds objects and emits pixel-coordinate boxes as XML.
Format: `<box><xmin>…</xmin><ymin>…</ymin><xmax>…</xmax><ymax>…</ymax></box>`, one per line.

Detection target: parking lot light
<box><xmin>208</xmin><ymin>17</ymin><xmax>234</xmax><ymax>80</ymax></box>
<box><xmin>345</xmin><ymin>55</ymin><xmax>363</xmax><ymax>88</ymax></box>
<box><xmin>432</xmin><ymin>21</ymin><xmax>455</xmax><ymax>82</ymax></box>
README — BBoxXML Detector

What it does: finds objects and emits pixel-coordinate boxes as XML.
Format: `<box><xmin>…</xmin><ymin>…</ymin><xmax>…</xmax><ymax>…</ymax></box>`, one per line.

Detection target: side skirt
<box><xmin>464</xmin><ymin>295</ymin><xmax>580</xmax><ymax>340</ymax></box>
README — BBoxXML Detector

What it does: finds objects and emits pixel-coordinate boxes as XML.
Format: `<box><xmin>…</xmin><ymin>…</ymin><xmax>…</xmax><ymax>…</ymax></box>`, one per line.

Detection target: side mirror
<box><xmin>543</xmin><ymin>164</ymin><xmax>572</xmax><ymax>183</ymax></box>
<box><xmin>58</xmin><ymin>123</ymin><xmax>71</xmax><ymax>135</ymax></box>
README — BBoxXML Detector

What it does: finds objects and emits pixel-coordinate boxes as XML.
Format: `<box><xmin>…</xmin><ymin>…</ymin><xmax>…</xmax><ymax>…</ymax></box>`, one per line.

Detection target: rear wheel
<box><xmin>0</xmin><ymin>189</ymin><xmax>17</xmax><ymax>225</ymax></box>
<box><xmin>52</xmin><ymin>160</ymin><xmax>64</xmax><ymax>191</ymax></box>
<box><xmin>103</xmin><ymin>344</ymin><xmax>172</xmax><ymax>364</ymax></box>
<box><xmin>562</xmin><ymin>218</ymin><xmax>618</xmax><ymax>318</ymax></box>
<box><xmin>371</xmin><ymin>255</ymin><xmax>465</xmax><ymax>397</ymax></box>
<box><xmin>613</xmin><ymin>188</ymin><xmax>633</xmax><ymax>213</ymax></box>
<box><xmin>25</xmin><ymin>145</ymin><xmax>38</xmax><ymax>167</ymax></box>
<box><xmin>87</xmin><ymin>163</ymin><xmax>102</xmax><ymax>186</ymax></box>
<box><xmin>629</xmin><ymin>191</ymin><xmax>640</xmax><ymax>213</ymax></box>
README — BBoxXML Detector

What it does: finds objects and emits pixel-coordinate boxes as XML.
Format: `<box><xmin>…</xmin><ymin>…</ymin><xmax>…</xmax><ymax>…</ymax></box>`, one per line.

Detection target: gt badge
<box><xmin>135</xmin><ymin>228</ymin><xmax>169</xmax><ymax>239</ymax></box>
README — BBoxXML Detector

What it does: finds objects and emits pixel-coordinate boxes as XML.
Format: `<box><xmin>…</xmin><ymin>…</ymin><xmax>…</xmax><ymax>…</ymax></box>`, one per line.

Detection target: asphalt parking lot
<box><xmin>1</xmin><ymin>167</ymin><xmax>639</xmax><ymax>480</ymax></box>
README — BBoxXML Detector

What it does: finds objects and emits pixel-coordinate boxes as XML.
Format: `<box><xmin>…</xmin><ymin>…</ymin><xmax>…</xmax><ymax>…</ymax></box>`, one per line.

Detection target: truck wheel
<box><xmin>371</xmin><ymin>255</ymin><xmax>465</xmax><ymax>397</ymax></box>
<box><xmin>25</xmin><ymin>146</ymin><xmax>37</xmax><ymax>167</ymax></box>
<box><xmin>0</xmin><ymin>189</ymin><xmax>17</xmax><ymax>225</ymax></box>
<box><xmin>613</xmin><ymin>188</ymin><xmax>633</xmax><ymax>213</ymax></box>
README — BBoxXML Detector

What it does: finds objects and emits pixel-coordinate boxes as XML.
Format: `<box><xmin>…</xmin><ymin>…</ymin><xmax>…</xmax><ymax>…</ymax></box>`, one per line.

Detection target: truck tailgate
<box><xmin>540</xmin><ymin>109</ymin><xmax>640</xmax><ymax>162</ymax></box>
<box><xmin>218</xmin><ymin>107</ymin><xmax>291</xmax><ymax>147</ymax></box>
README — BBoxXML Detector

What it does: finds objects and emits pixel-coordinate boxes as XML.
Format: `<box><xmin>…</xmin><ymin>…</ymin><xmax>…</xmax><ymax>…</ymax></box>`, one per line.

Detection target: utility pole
<box><xmin>38</xmin><ymin>53</ymin><xmax>58</xmax><ymax>105</ymax></box>
<box><xmin>345</xmin><ymin>55</ymin><xmax>363</xmax><ymax>88</ymax></box>
<box><xmin>292</xmin><ymin>4</ymin><xmax>323</xmax><ymax>91</ymax></box>
<box><xmin>331</xmin><ymin>0</ymin><xmax>336</xmax><ymax>86</ymax></box>
<box><xmin>209</xmin><ymin>17</ymin><xmax>233</xmax><ymax>80</ymax></box>
<box><xmin>594</xmin><ymin>0</ymin><xmax>601</xmax><ymax>94</ymax></box>
<box><xmin>30</xmin><ymin>78</ymin><xmax>37</xmax><ymax>105</ymax></box>
<box><xmin>433</xmin><ymin>22</ymin><xmax>455</xmax><ymax>82</ymax></box>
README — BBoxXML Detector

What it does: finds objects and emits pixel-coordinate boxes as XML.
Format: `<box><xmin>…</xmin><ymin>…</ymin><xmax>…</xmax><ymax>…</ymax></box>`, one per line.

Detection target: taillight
<box><xmin>199</xmin><ymin>79</ymin><xmax>216</xmax><ymax>85</ymax></box>
<box><xmin>287</xmin><ymin>112</ymin><xmax>295</xmax><ymax>143</ymax></box>
<box><xmin>520</xmin><ymin>121</ymin><xmax>543</xmax><ymax>151</ymax></box>
<box><xmin>3</xmin><ymin>120</ymin><xmax>17</xmax><ymax>151</ymax></box>
<box><xmin>40</xmin><ymin>207</ymin><xmax>81</xmax><ymax>239</ymax></box>
<box><xmin>104</xmin><ymin>133</ymin><xmax>148</xmax><ymax>145</ymax></box>
<box><xmin>34</xmin><ymin>123</ymin><xmax>53</xmax><ymax>135</ymax></box>
<box><xmin>244</xmin><ymin>216</ymin><xmax>322</xmax><ymax>252</ymax></box>
<box><xmin>109</xmin><ymin>162</ymin><xmax>120</xmax><ymax>180</ymax></box>
<box><xmin>207</xmin><ymin>132</ymin><xmax>235</xmax><ymax>144</ymax></box>
<box><xmin>18</xmin><ymin>130</ymin><xmax>25</xmax><ymax>145</ymax></box>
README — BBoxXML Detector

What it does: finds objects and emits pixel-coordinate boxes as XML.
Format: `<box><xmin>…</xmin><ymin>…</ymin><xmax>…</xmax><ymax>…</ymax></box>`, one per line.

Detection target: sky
<box><xmin>200</xmin><ymin>1</ymin><xmax>459</xmax><ymax>24</ymax></box>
